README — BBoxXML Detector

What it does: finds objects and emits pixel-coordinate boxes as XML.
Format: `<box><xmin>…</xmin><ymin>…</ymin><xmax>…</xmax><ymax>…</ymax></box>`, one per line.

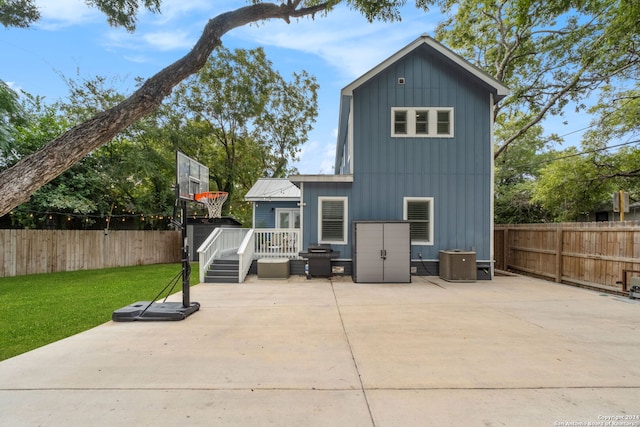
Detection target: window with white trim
<box><xmin>276</xmin><ymin>208</ymin><xmax>300</xmax><ymax>229</ymax></box>
<box><xmin>391</xmin><ymin>108</ymin><xmax>454</xmax><ymax>138</ymax></box>
<box><xmin>394</xmin><ymin>110</ymin><xmax>408</xmax><ymax>134</ymax></box>
<box><xmin>318</xmin><ymin>197</ymin><xmax>348</xmax><ymax>244</ymax></box>
<box><xmin>436</xmin><ymin>110</ymin><xmax>451</xmax><ymax>135</ymax></box>
<box><xmin>403</xmin><ymin>197</ymin><xmax>434</xmax><ymax>245</ymax></box>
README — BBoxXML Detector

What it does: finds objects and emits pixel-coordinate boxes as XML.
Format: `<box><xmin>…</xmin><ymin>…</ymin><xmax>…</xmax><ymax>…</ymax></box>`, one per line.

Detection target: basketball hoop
<box><xmin>194</xmin><ymin>191</ymin><xmax>228</xmax><ymax>218</ymax></box>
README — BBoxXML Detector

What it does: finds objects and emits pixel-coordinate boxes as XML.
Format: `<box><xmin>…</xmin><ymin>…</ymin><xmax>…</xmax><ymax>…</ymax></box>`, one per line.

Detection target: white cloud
<box><xmin>33</xmin><ymin>0</ymin><xmax>216</xmax><ymax>32</ymax></box>
<box><xmin>147</xmin><ymin>0</ymin><xmax>215</xmax><ymax>25</ymax></box>
<box><xmin>123</xmin><ymin>55</ymin><xmax>153</xmax><ymax>64</ymax></box>
<box><xmin>295</xmin><ymin>137</ymin><xmax>338</xmax><ymax>174</ymax></box>
<box><xmin>143</xmin><ymin>31</ymin><xmax>195</xmax><ymax>51</ymax></box>
<box><xmin>6</xmin><ymin>81</ymin><xmax>22</xmax><ymax>93</ymax></box>
<box><xmin>232</xmin><ymin>4</ymin><xmax>437</xmax><ymax>80</ymax></box>
<box><xmin>34</xmin><ymin>0</ymin><xmax>101</xmax><ymax>29</ymax></box>
<box><xmin>102</xmin><ymin>28</ymin><xmax>194</xmax><ymax>55</ymax></box>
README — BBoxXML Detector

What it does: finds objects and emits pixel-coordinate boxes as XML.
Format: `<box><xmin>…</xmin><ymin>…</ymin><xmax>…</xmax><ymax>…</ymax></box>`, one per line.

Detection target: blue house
<box><xmin>289</xmin><ymin>34</ymin><xmax>508</xmax><ymax>279</ymax></box>
<box><xmin>207</xmin><ymin>35</ymin><xmax>508</xmax><ymax>283</ymax></box>
<box><xmin>244</xmin><ymin>178</ymin><xmax>300</xmax><ymax>229</ymax></box>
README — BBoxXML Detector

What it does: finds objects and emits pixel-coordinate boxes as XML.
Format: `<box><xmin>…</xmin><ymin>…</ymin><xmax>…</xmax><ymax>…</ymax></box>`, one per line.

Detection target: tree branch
<box><xmin>494</xmin><ymin>67</ymin><xmax>586</xmax><ymax>159</ymax></box>
<box><xmin>0</xmin><ymin>1</ymin><xmax>331</xmax><ymax>216</ymax></box>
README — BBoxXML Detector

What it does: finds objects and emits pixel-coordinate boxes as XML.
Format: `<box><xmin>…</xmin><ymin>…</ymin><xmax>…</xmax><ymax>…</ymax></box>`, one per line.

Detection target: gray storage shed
<box><xmin>352</xmin><ymin>221</ymin><xmax>411</xmax><ymax>283</ymax></box>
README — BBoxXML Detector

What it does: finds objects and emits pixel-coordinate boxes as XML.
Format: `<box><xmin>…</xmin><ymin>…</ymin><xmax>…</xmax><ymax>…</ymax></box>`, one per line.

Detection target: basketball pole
<box><xmin>110</xmin><ymin>186</ymin><xmax>200</xmax><ymax>321</ymax></box>
<box><xmin>181</xmin><ymin>198</ymin><xmax>191</xmax><ymax>308</ymax></box>
<box><xmin>111</xmin><ymin>155</ymin><xmax>201</xmax><ymax>321</ymax></box>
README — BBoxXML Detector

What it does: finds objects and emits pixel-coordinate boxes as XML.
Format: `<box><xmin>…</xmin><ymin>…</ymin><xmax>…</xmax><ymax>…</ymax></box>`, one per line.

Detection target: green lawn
<box><xmin>0</xmin><ymin>263</ymin><xmax>199</xmax><ymax>361</ymax></box>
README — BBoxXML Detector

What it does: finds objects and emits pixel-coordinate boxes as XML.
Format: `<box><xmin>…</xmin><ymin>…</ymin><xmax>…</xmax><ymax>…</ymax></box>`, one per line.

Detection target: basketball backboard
<box><xmin>176</xmin><ymin>151</ymin><xmax>209</xmax><ymax>201</ymax></box>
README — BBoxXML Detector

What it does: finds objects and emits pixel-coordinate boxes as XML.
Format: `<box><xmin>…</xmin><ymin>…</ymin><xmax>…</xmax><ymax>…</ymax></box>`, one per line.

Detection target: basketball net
<box><xmin>194</xmin><ymin>191</ymin><xmax>228</xmax><ymax>218</ymax></box>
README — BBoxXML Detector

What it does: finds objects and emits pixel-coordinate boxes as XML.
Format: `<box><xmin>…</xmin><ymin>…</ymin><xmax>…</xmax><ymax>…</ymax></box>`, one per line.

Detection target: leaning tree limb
<box><xmin>0</xmin><ymin>1</ymin><xmax>329</xmax><ymax>216</ymax></box>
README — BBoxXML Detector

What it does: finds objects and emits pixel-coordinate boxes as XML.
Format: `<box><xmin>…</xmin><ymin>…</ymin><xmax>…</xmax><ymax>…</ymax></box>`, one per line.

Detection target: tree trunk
<box><xmin>0</xmin><ymin>1</ymin><xmax>328</xmax><ymax>216</ymax></box>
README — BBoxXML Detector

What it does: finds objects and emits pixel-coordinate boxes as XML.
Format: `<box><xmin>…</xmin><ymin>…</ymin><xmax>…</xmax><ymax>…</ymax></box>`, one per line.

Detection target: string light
<box><xmin>4</xmin><ymin>208</ymin><xmax>204</xmax><ymax>230</ymax></box>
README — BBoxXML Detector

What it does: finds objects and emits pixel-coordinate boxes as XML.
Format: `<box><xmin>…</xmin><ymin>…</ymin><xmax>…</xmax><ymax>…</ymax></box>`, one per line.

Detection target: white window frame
<box><xmin>393</xmin><ymin>109</ymin><xmax>408</xmax><ymax>135</ymax></box>
<box><xmin>403</xmin><ymin>197</ymin><xmax>434</xmax><ymax>245</ymax></box>
<box><xmin>318</xmin><ymin>196</ymin><xmax>348</xmax><ymax>245</ymax></box>
<box><xmin>436</xmin><ymin>109</ymin><xmax>453</xmax><ymax>136</ymax></box>
<box><xmin>275</xmin><ymin>208</ymin><xmax>300</xmax><ymax>229</ymax></box>
<box><xmin>391</xmin><ymin>107</ymin><xmax>454</xmax><ymax>138</ymax></box>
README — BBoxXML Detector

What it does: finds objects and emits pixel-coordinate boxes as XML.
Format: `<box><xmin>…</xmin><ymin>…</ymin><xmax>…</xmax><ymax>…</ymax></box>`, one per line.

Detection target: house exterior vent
<box><xmin>397</xmin><ymin>77</ymin><xmax>406</xmax><ymax>85</ymax></box>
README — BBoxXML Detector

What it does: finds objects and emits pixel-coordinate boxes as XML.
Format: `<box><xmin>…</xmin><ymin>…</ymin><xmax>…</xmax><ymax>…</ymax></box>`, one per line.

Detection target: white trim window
<box><xmin>403</xmin><ymin>197</ymin><xmax>434</xmax><ymax>245</ymax></box>
<box><xmin>276</xmin><ymin>208</ymin><xmax>300</xmax><ymax>229</ymax></box>
<box><xmin>391</xmin><ymin>108</ymin><xmax>454</xmax><ymax>138</ymax></box>
<box><xmin>318</xmin><ymin>197</ymin><xmax>348</xmax><ymax>244</ymax></box>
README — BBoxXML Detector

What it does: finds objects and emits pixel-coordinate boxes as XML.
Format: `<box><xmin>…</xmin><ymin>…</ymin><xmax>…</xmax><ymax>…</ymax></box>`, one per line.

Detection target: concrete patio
<box><xmin>1</xmin><ymin>274</ymin><xmax>639</xmax><ymax>426</ymax></box>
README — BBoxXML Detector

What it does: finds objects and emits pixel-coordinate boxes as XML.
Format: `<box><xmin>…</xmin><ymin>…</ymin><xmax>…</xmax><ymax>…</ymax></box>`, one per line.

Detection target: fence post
<box><xmin>555</xmin><ymin>225</ymin><xmax>563</xmax><ymax>283</ymax></box>
<box><xmin>502</xmin><ymin>227</ymin><xmax>509</xmax><ymax>271</ymax></box>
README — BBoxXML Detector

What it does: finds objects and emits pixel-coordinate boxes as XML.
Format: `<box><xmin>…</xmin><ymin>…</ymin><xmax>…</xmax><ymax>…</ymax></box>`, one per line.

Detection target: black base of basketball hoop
<box><xmin>112</xmin><ymin>153</ymin><xmax>218</xmax><ymax>323</ymax></box>
<box><xmin>112</xmin><ymin>301</ymin><xmax>200</xmax><ymax>321</ymax></box>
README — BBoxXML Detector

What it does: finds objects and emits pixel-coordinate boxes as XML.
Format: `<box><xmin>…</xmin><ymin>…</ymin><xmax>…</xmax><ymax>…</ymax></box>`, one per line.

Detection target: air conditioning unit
<box><xmin>439</xmin><ymin>250</ymin><xmax>476</xmax><ymax>282</ymax></box>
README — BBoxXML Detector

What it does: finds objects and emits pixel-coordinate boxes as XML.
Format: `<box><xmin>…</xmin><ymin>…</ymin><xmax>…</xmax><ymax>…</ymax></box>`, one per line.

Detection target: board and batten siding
<box><xmin>348</xmin><ymin>43</ymin><xmax>493</xmax><ymax>263</ymax></box>
<box><xmin>253</xmin><ymin>200</ymin><xmax>299</xmax><ymax>228</ymax></box>
<box><xmin>299</xmin><ymin>182</ymin><xmax>353</xmax><ymax>256</ymax></box>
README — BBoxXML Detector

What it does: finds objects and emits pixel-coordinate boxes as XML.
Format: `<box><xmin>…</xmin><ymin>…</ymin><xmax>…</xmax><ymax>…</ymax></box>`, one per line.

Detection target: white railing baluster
<box><xmin>252</xmin><ymin>228</ymin><xmax>301</xmax><ymax>259</ymax></box>
<box><xmin>197</xmin><ymin>228</ymin><xmax>250</xmax><ymax>283</ymax></box>
<box><xmin>237</xmin><ymin>229</ymin><xmax>255</xmax><ymax>283</ymax></box>
<box><xmin>197</xmin><ymin>228</ymin><xmax>301</xmax><ymax>283</ymax></box>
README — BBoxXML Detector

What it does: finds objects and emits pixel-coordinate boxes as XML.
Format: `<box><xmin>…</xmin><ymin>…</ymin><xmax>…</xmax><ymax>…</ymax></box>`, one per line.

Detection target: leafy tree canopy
<box><xmin>0</xmin><ymin>0</ymin><xmax>433</xmax><ymax>217</ymax></box>
<box><xmin>436</xmin><ymin>0</ymin><xmax>639</xmax><ymax>159</ymax></box>
<box><xmin>3</xmin><ymin>44</ymin><xmax>318</xmax><ymax>228</ymax></box>
<box><xmin>0</xmin><ymin>80</ymin><xmax>26</xmax><ymax>154</ymax></box>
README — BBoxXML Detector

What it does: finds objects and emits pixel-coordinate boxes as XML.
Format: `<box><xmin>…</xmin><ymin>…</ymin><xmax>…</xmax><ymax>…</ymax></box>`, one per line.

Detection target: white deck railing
<box><xmin>198</xmin><ymin>228</ymin><xmax>301</xmax><ymax>283</ymax></box>
<box><xmin>253</xmin><ymin>228</ymin><xmax>301</xmax><ymax>259</ymax></box>
<box><xmin>237</xmin><ymin>229</ymin><xmax>255</xmax><ymax>283</ymax></box>
<box><xmin>197</xmin><ymin>228</ymin><xmax>250</xmax><ymax>283</ymax></box>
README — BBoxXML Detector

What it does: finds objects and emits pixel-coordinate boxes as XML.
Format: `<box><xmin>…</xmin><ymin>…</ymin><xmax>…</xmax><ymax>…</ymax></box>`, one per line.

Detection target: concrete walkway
<box><xmin>1</xmin><ymin>274</ymin><xmax>639</xmax><ymax>426</ymax></box>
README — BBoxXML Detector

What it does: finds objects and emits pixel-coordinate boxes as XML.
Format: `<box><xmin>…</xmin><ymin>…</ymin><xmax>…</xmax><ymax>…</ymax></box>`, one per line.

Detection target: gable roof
<box><xmin>244</xmin><ymin>178</ymin><xmax>300</xmax><ymax>202</ymax></box>
<box><xmin>341</xmin><ymin>34</ymin><xmax>509</xmax><ymax>101</ymax></box>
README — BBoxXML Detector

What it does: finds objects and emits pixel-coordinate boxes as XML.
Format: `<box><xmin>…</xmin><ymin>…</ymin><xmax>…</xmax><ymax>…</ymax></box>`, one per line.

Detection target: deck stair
<box><xmin>204</xmin><ymin>258</ymin><xmax>240</xmax><ymax>283</ymax></box>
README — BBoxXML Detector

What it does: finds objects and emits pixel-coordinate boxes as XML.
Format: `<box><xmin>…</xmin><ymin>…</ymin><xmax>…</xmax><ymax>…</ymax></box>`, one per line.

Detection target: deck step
<box><xmin>205</xmin><ymin>259</ymin><xmax>240</xmax><ymax>283</ymax></box>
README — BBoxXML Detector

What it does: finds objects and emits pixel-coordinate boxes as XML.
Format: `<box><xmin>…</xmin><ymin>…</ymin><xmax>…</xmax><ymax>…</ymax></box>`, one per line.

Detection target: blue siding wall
<box><xmin>349</xmin><ymin>44</ymin><xmax>493</xmax><ymax>262</ymax></box>
<box><xmin>304</xmin><ymin>43</ymin><xmax>495</xmax><ymax>265</ymax></box>
<box><xmin>254</xmin><ymin>201</ymin><xmax>299</xmax><ymax>228</ymax></box>
<box><xmin>300</xmin><ymin>182</ymin><xmax>353</xmax><ymax>258</ymax></box>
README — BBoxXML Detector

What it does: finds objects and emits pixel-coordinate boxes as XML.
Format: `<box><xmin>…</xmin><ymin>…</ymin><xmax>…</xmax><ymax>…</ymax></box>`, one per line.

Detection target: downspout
<box><xmin>253</xmin><ymin>200</ymin><xmax>257</xmax><ymax>229</ymax></box>
<box><xmin>489</xmin><ymin>93</ymin><xmax>495</xmax><ymax>279</ymax></box>
<box><xmin>298</xmin><ymin>182</ymin><xmax>305</xmax><ymax>252</ymax></box>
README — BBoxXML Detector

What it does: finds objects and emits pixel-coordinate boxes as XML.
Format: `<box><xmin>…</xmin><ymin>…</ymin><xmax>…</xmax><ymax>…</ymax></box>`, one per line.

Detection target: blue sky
<box><xmin>1</xmin><ymin>0</ymin><xmax>588</xmax><ymax>174</ymax></box>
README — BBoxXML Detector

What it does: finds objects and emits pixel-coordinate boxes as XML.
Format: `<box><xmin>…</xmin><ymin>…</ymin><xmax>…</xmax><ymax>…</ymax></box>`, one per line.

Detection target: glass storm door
<box><xmin>277</xmin><ymin>209</ymin><xmax>300</xmax><ymax>228</ymax></box>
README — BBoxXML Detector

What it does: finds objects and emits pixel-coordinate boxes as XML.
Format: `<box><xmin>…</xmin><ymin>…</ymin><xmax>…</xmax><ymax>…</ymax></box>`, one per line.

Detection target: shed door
<box><xmin>355</xmin><ymin>223</ymin><xmax>384</xmax><ymax>282</ymax></box>
<box><xmin>382</xmin><ymin>222</ymin><xmax>411</xmax><ymax>283</ymax></box>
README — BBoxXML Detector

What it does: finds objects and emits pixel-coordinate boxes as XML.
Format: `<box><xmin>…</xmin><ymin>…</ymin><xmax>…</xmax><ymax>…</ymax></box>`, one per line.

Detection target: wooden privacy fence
<box><xmin>0</xmin><ymin>230</ymin><xmax>181</xmax><ymax>277</ymax></box>
<box><xmin>495</xmin><ymin>221</ymin><xmax>640</xmax><ymax>292</ymax></box>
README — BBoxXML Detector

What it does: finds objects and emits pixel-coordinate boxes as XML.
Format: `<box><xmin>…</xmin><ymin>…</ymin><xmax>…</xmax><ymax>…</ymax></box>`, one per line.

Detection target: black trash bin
<box><xmin>299</xmin><ymin>244</ymin><xmax>340</xmax><ymax>278</ymax></box>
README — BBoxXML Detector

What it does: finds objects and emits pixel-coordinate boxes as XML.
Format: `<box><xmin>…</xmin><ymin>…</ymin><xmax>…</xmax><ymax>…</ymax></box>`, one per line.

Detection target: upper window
<box><xmin>391</xmin><ymin>108</ymin><xmax>454</xmax><ymax>138</ymax></box>
<box><xmin>415</xmin><ymin>110</ymin><xmax>429</xmax><ymax>135</ymax></box>
<box><xmin>318</xmin><ymin>197</ymin><xmax>348</xmax><ymax>244</ymax></box>
<box><xmin>437</xmin><ymin>110</ymin><xmax>451</xmax><ymax>135</ymax></box>
<box><xmin>394</xmin><ymin>110</ymin><xmax>407</xmax><ymax>134</ymax></box>
<box><xmin>403</xmin><ymin>197</ymin><xmax>434</xmax><ymax>245</ymax></box>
